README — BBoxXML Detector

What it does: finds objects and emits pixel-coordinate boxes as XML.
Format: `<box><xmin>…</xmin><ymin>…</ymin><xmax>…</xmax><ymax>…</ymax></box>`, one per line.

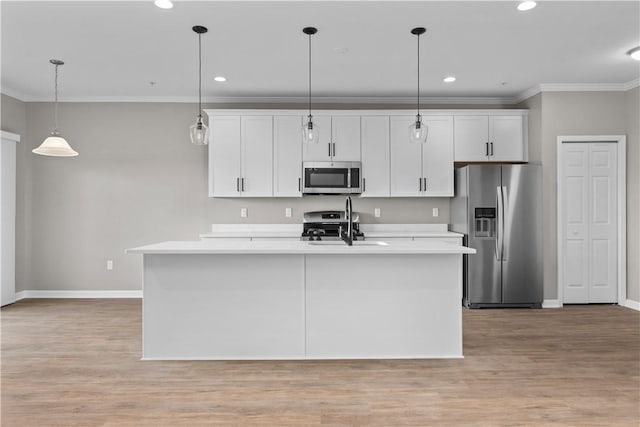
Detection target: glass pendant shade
<box><xmin>302</xmin><ymin>117</ymin><xmax>320</xmax><ymax>144</ymax></box>
<box><xmin>33</xmin><ymin>131</ymin><xmax>78</xmax><ymax>157</ymax></box>
<box><xmin>190</xmin><ymin>117</ymin><xmax>209</xmax><ymax>146</ymax></box>
<box><xmin>408</xmin><ymin>116</ymin><xmax>428</xmax><ymax>144</ymax></box>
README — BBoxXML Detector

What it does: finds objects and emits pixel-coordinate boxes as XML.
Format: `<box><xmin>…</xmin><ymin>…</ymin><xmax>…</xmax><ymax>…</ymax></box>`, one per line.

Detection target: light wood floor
<box><xmin>1</xmin><ymin>299</ymin><xmax>638</xmax><ymax>426</ymax></box>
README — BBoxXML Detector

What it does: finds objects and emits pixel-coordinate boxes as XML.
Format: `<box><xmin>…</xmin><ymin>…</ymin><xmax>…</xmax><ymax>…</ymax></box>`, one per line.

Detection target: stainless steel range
<box><xmin>301</xmin><ymin>210</ymin><xmax>364</xmax><ymax>241</ymax></box>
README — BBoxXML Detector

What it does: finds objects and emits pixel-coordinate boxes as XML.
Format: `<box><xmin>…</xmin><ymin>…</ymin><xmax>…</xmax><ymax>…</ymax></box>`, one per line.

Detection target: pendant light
<box><xmin>302</xmin><ymin>27</ymin><xmax>319</xmax><ymax>144</ymax></box>
<box><xmin>409</xmin><ymin>27</ymin><xmax>428</xmax><ymax>144</ymax></box>
<box><xmin>33</xmin><ymin>60</ymin><xmax>78</xmax><ymax>157</ymax></box>
<box><xmin>189</xmin><ymin>25</ymin><xmax>209</xmax><ymax>146</ymax></box>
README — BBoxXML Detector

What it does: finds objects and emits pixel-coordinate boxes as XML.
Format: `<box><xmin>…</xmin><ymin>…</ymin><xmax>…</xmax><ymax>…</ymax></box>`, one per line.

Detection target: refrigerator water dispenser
<box><xmin>474</xmin><ymin>208</ymin><xmax>495</xmax><ymax>238</ymax></box>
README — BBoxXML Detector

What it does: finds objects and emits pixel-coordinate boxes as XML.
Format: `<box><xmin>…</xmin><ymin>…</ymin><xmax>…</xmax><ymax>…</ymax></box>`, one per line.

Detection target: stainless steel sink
<box><xmin>307</xmin><ymin>240</ymin><xmax>389</xmax><ymax>246</ymax></box>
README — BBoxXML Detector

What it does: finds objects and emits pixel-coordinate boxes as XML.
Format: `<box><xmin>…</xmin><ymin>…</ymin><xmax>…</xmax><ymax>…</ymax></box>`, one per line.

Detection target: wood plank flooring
<box><xmin>1</xmin><ymin>299</ymin><xmax>638</xmax><ymax>426</ymax></box>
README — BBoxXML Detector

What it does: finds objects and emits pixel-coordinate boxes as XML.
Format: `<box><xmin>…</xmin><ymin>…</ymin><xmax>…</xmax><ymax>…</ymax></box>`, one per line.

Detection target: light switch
<box><xmin>106</xmin><ymin>260</ymin><xmax>114</xmax><ymax>270</ymax></box>
<box><xmin>432</xmin><ymin>208</ymin><xmax>439</xmax><ymax>217</ymax></box>
<box><xmin>285</xmin><ymin>208</ymin><xmax>292</xmax><ymax>218</ymax></box>
<box><xmin>374</xmin><ymin>208</ymin><xmax>381</xmax><ymax>218</ymax></box>
<box><xmin>241</xmin><ymin>208</ymin><xmax>248</xmax><ymax>218</ymax></box>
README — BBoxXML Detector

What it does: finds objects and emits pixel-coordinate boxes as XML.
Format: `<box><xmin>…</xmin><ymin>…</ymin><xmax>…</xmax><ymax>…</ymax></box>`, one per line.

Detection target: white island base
<box><xmin>130</xmin><ymin>240</ymin><xmax>471</xmax><ymax>360</ymax></box>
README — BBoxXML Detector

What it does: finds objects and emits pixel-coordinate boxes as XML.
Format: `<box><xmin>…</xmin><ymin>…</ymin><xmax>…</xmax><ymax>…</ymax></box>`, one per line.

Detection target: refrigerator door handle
<box><xmin>496</xmin><ymin>186</ymin><xmax>503</xmax><ymax>261</ymax></box>
<box><xmin>501</xmin><ymin>185</ymin><xmax>508</xmax><ymax>261</ymax></box>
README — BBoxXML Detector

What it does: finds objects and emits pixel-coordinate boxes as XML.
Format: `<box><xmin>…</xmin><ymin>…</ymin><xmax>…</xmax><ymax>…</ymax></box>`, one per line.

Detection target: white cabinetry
<box><xmin>209</xmin><ymin>116</ymin><xmax>273</xmax><ymax>197</ymax></box>
<box><xmin>360</xmin><ymin>116</ymin><xmax>390</xmax><ymax>197</ymax></box>
<box><xmin>454</xmin><ymin>115</ymin><xmax>526</xmax><ymax>162</ymax></box>
<box><xmin>303</xmin><ymin>116</ymin><xmax>361</xmax><ymax>162</ymax></box>
<box><xmin>274</xmin><ymin>116</ymin><xmax>303</xmax><ymax>197</ymax></box>
<box><xmin>390</xmin><ymin>116</ymin><xmax>454</xmax><ymax>197</ymax></box>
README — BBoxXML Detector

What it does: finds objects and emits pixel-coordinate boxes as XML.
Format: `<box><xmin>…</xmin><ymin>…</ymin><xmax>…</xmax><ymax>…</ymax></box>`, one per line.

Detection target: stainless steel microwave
<box><xmin>302</xmin><ymin>161</ymin><xmax>362</xmax><ymax>194</ymax></box>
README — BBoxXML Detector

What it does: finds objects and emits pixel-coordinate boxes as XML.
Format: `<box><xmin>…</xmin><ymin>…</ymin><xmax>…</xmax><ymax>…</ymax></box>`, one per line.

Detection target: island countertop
<box><xmin>126</xmin><ymin>239</ymin><xmax>476</xmax><ymax>255</ymax></box>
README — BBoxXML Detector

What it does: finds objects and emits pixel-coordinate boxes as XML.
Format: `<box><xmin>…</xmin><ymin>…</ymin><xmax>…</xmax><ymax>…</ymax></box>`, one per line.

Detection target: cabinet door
<box><xmin>302</xmin><ymin>116</ymin><xmax>332</xmax><ymax>161</ymax></box>
<box><xmin>360</xmin><ymin>116</ymin><xmax>390</xmax><ymax>197</ymax></box>
<box><xmin>422</xmin><ymin>116</ymin><xmax>454</xmax><ymax>196</ymax></box>
<box><xmin>210</xmin><ymin>116</ymin><xmax>241</xmax><ymax>197</ymax></box>
<box><xmin>241</xmin><ymin>116</ymin><xmax>273</xmax><ymax>197</ymax></box>
<box><xmin>331</xmin><ymin>116</ymin><xmax>361</xmax><ymax>161</ymax></box>
<box><xmin>454</xmin><ymin>116</ymin><xmax>489</xmax><ymax>162</ymax></box>
<box><xmin>273</xmin><ymin>115</ymin><xmax>303</xmax><ymax>197</ymax></box>
<box><xmin>489</xmin><ymin>116</ymin><xmax>525</xmax><ymax>161</ymax></box>
<box><xmin>390</xmin><ymin>116</ymin><xmax>422</xmax><ymax>196</ymax></box>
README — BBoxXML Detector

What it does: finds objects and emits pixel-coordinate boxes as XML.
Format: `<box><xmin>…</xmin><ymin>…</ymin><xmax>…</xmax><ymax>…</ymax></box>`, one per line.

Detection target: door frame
<box><xmin>556</xmin><ymin>135</ymin><xmax>627</xmax><ymax>305</ymax></box>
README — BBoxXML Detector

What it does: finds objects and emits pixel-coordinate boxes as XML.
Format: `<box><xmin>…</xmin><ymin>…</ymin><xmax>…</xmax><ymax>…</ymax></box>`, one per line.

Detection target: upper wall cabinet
<box><xmin>209</xmin><ymin>115</ymin><xmax>273</xmax><ymax>197</ymax></box>
<box><xmin>303</xmin><ymin>116</ymin><xmax>361</xmax><ymax>162</ymax></box>
<box><xmin>390</xmin><ymin>115</ymin><xmax>454</xmax><ymax>197</ymax></box>
<box><xmin>273</xmin><ymin>115</ymin><xmax>303</xmax><ymax>197</ymax></box>
<box><xmin>454</xmin><ymin>115</ymin><xmax>527</xmax><ymax>162</ymax></box>
<box><xmin>360</xmin><ymin>116</ymin><xmax>390</xmax><ymax>197</ymax></box>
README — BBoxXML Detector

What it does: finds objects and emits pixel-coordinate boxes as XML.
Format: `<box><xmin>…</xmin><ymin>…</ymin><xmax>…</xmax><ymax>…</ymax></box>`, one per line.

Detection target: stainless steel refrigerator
<box><xmin>451</xmin><ymin>164</ymin><xmax>543</xmax><ymax>308</ymax></box>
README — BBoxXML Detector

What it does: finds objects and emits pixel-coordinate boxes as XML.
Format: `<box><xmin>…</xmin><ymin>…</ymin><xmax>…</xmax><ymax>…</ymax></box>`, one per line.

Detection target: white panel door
<box><xmin>241</xmin><ymin>116</ymin><xmax>273</xmax><ymax>197</ymax></box>
<box><xmin>453</xmin><ymin>116</ymin><xmax>489</xmax><ymax>162</ymax></box>
<box><xmin>390</xmin><ymin>116</ymin><xmax>422</xmax><ymax>196</ymax></box>
<box><xmin>302</xmin><ymin>115</ymin><xmax>331</xmax><ymax>161</ymax></box>
<box><xmin>360</xmin><ymin>116</ymin><xmax>390</xmax><ymax>197</ymax></box>
<box><xmin>273</xmin><ymin>115</ymin><xmax>303</xmax><ymax>197</ymax></box>
<box><xmin>1</xmin><ymin>133</ymin><xmax>18</xmax><ymax>307</ymax></box>
<box><xmin>210</xmin><ymin>116</ymin><xmax>241</xmax><ymax>197</ymax></box>
<box><xmin>561</xmin><ymin>143</ymin><xmax>590</xmax><ymax>303</ymax></box>
<box><xmin>331</xmin><ymin>116</ymin><xmax>361</xmax><ymax>161</ymax></box>
<box><xmin>489</xmin><ymin>116</ymin><xmax>525</xmax><ymax>161</ymax></box>
<box><xmin>561</xmin><ymin>142</ymin><xmax>618</xmax><ymax>303</ymax></box>
<box><xmin>588</xmin><ymin>143</ymin><xmax>617</xmax><ymax>302</ymax></box>
<box><xmin>422</xmin><ymin>116</ymin><xmax>454</xmax><ymax>196</ymax></box>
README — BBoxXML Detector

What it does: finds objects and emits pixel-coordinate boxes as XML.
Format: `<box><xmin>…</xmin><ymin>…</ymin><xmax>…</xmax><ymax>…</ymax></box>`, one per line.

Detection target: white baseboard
<box><xmin>542</xmin><ymin>299</ymin><xmax>562</xmax><ymax>308</ymax></box>
<box><xmin>15</xmin><ymin>290</ymin><xmax>142</xmax><ymax>300</ymax></box>
<box><xmin>621</xmin><ymin>299</ymin><xmax>640</xmax><ymax>311</ymax></box>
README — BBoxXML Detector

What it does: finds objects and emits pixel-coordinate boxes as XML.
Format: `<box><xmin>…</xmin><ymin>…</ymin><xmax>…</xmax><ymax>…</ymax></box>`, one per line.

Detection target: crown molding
<box><xmin>514</xmin><ymin>78</ymin><xmax>640</xmax><ymax>103</ymax></box>
<box><xmin>4</xmin><ymin>78</ymin><xmax>639</xmax><ymax>105</ymax></box>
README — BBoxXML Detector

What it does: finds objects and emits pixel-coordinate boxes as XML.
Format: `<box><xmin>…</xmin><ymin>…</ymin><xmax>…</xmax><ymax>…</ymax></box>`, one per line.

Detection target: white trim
<box><xmin>0</xmin><ymin>131</ymin><xmax>20</xmax><ymax>143</ymax></box>
<box><xmin>542</xmin><ymin>299</ymin><xmax>562</xmax><ymax>308</ymax></box>
<box><xmin>205</xmin><ymin>108</ymin><xmax>528</xmax><ymax>117</ymax></box>
<box><xmin>621</xmin><ymin>299</ymin><xmax>640</xmax><ymax>311</ymax></box>
<box><xmin>15</xmin><ymin>290</ymin><xmax>142</xmax><ymax>300</ymax></box>
<box><xmin>556</xmin><ymin>135</ymin><xmax>627</xmax><ymax>305</ymax></box>
<box><xmin>514</xmin><ymin>79</ymin><xmax>640</xmax><ymax>103</ymax></box>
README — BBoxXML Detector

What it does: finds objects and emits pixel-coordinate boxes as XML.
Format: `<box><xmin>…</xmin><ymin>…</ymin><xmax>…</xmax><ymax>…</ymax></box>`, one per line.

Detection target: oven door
<box><xmin>302</xmin><ymin>162</ymin><xmax>361</xmax><ymax>194</ymax></box>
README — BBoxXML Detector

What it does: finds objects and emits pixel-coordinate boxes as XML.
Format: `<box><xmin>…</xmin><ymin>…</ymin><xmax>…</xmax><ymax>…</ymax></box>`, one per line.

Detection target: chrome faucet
<box><xmin>339</xmin><ymin>196</ymin><xmax>353</xmax><ymax>246</ymax></box>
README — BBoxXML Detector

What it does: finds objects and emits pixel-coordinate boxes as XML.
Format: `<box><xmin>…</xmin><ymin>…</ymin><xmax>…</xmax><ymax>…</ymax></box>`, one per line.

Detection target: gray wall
<box><xmin>519</xmin><ymin>89</ymin><xmax>639</xmax><ymax>303</ymax></box>
<box><xmin>5</xmin><ymin>100</ymin><xmax>480</xmax><ymax>292</ymax></box>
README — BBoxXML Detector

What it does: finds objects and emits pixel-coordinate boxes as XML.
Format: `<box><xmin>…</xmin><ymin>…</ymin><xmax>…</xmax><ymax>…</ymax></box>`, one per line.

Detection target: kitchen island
<box><xmin>127</xmin><ymin>239</ymin><xmax>475</xmax><ymax>360</ymax></box>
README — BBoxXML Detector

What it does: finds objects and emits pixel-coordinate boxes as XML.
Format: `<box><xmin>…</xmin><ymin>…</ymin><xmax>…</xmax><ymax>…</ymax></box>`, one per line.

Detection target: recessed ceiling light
<box><xmin>154</xmin><ymin>0</ymin><xmax>173</xmax><ymax>9</ymax></box>
<box><xmin>517</xmin><ymin>1</ymin><xmax>537</xmax><ymax>11</ymax></box>
<box><xmin>214</xmin><ymin>76</ymin><xmax>227</xmax><ymax>82</ymax></box>
<box><xmin>443</xmin><ymin>76</ymin><xmax>456</xmax><ymax>83</ymax></box>
<box><xmin>628</xmin><ymin>47</ymin><xmax>640</xmax><ymax>61</ymax></box>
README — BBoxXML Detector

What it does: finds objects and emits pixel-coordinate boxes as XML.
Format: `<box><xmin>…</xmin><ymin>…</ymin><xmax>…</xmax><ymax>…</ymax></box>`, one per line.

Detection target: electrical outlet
<box><xmin>374</xmin><ymin>208</ymin><xmax>381</xmax><ymax>218</ymax></box>
<box><xmin>432</xmin><ymin>207</ymin><xmax>439</xmax><ymax>217</ymax></box>
<box><xmin>106</xmin><ymin>260</ymin><xmax>114</xmax><ymax>270</ymax></box>
<box><xmin>240</xmin><ymin>208</ymin><xmax>248</xmax><ymax>218</ymax></box>
<box><xmin>285</xmin><ymin>208</ymin><xmax>292</xmax><ymax>218</ymax></box>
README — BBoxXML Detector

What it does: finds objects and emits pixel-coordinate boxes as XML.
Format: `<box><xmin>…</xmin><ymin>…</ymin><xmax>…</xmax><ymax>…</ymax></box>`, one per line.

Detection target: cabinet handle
<box><xmin>236</xmin><ymin>177</ymin><xmax>240</xmax><ymax>192</ymax></box>
<box><xmin>486</xmin><ymin>142</ymin><xmax>489</xmax><ymax>156</ymax></box>
<box><xmin>419</xmin><ymin>177</ymin><xmax>422</xmax><ymax>192</ymax></box>
<box><xmin>490</xmin><ymin>142</ymin><xmax>494</xmax><ymax>156</ymax></box>
<box><xmin>363</xmin><ymin>178</ymin><xmax>366</xmax><ymax>193</ymax></box>
<box><xmin>298</xmin><ymin>177</ymin><xmax>301</xmax><ymax>192</ymax></box>
<box><xmin>328</xmin><ymin>143</ymin><xmax>331</xmax><ymax>157</ymax></box>
<box><xmin>241</xmin><ymin>178</ymin><xmax>245</xmax><ymax>192</ymax></box>
<box><xmin>423</xmin><ymin>178</ymin><xmax>427</xmax><ymax>191</ymax></box>
<box><xmin>332</xmin><ymin>143</ymin><xmax>336</xmax><ymax>157</ymax></box>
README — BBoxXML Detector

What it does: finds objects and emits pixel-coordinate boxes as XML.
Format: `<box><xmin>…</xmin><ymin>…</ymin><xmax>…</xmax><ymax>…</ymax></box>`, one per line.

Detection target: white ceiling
<box><xmin>2</xmin><ymin>1</ymin><xmax>639</xmax><ymax>103</ymax></box>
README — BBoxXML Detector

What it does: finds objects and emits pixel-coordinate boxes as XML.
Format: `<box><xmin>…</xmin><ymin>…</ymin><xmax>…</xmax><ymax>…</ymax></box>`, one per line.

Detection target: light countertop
<box><xmin>127</xmin><ymin>239</ymin><xmax>476</xmax><ymax>255</ymax></box>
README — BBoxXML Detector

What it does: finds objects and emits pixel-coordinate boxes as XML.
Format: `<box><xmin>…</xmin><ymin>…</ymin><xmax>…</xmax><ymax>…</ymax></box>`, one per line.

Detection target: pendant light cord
<box><xmin>308</xmin><ymin>32</ymin><xmax>312</xmax><ymax>120</ymax></box>
<box><xmin>54</xmin><ymin>63</ymin><xmax>59</xmax><ymax>132</ymax></box>
<box><xmin>416</xmin><ymin>32</ymin><xmax>421</xmax><ymax>117</ymax></box>
<box><xmin>198</xmin><ymin>33</ymin><xmax>203</xmax><ymax>120</ymax></box>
